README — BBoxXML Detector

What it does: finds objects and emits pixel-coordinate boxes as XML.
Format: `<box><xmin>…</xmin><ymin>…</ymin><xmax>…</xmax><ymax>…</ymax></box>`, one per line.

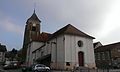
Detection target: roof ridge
<box><xmin>50</xmin><ymin>24</ymin><xmax>95</xmax><ymax>39</ymax></box>
<box><xmin>103</xmin><ymin>42</ymin><xmax>120</xmax><ymax>47</ymax></box>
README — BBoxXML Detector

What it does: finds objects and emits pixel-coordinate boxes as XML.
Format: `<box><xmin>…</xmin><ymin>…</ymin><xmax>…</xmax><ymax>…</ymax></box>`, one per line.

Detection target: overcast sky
<box><xmin>0</xmin><ymin>0</ymin><xmax>120</xmax><ymax>50</ymax></box>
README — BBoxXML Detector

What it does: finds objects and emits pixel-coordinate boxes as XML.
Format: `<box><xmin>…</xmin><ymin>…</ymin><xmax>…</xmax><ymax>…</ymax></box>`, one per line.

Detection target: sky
<box><xmin>1</xmin><ymin>0</ymin><xmax>120</xmax><ymax>50</ymax></box>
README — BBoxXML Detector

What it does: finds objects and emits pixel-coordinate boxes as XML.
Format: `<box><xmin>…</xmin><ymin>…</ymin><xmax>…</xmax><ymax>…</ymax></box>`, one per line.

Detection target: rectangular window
<box><xmin>118</xmin><ymin>48</ymin><xmax>120</xmax><ymax>52</ymax></box>
<box><xmin>97</xmin><ymin>53</ymin><xmax>100</xmax><ymax>60</ymax></box>
<box><xmin>106</xmin><ymin>51</ymin><xmax>110</xmax><ymax>60</ymax></box>
<box><xmin>95</xmin><ymin>53</ymin><xmax>98</xmax><ymax>60</ymax></box>
<box><xmin>104</xmin><ymin>51</ymin><xmax>110</xmax><ymax>60</ymax></box>
<box><xmin>0</xmin><ymin>52</ymin><xmax>2</xmax><ymax>55</ymax></box>
<box><xmin>66</xmin><ymin>62</ymin><xmax>70</xmax><ymax>66</ymax></box>
<box><xmin>102</xmin><ymin>52</ymin><xmax>105</xmax><ymax>60</ymax></box>
<box><xmin>41</xmin><ymin>51</ymin><xmax>44</xmax><ymax>56</ymax></box>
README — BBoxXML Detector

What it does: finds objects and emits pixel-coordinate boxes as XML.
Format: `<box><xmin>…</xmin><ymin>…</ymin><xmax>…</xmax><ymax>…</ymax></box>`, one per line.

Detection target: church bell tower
<box><xmin>22</xmin><ymin>10</ymin><xmax>41</xmax><ymax>60</ymax></box>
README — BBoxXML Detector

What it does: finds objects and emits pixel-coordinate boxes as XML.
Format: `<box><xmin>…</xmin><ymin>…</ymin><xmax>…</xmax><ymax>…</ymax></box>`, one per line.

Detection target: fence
<box><xmin>51</xmin><ymin>69</ymin><xmax>120</xmax><ymax>72</ymax></box>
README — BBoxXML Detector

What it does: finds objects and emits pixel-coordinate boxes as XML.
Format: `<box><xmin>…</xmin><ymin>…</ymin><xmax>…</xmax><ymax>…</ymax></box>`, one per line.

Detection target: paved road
<box><xmin>0</xmin><ymin>68</ymin><xmax>22</xmax><ymax>72</ymax></box>
<box><xmin>3</xmin><ymin>69</ymin><xmax>22</xmax><ymax>72</ymax></box>
<box><xmin>0</xmin><ymin>65</ymin><xmax>22</xmax><ymax>72</ymax></box>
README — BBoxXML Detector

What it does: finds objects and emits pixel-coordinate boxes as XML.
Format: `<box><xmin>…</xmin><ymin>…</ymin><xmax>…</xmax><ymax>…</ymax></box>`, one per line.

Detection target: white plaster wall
<box><xmin>45</xmin><ymin>42</ymin><xmax>51</xmax><ymax>55</ymax></box>
<box><xmin>65</xmin><ymin>34</ymin><xmax>95</xmax><ymax>68</ymax></box>
<box><xmin>27</xmin><ymin>34</ymin><xmax>95</xmax><ymax>69</ymax></box>
<box><xmin>31</xmin><ymin>42</ymin><xmax>44</xmax><ymax>52</ymax></box>
<box><xmin>56</xmin><ymin>35</ymin><xmax>65</xmax><ymax>69</ymax></box>
<box><xmin>32</xmin><ymin>52</ymin><xmax>36</xmax><ymax>61</ymax></box>
<box><xmin>26</xmin><ymin>44</ymin><xmax>30</xmax><ymax>65</ymax></box>
<box><xmin>35</xmin><ymin>50</ymin><xmax>39</xmax><ymax>60</ymax></box>
<box><xmin>32</xmin><ymin>42</ymin><xmax>52</xmax><ymax>64</ymax></box>
<box><xmin>64</xmin><ymin>35</ymin><xmax>76</xmax><ymax>68</ymax></box>
<box><xmin>51</xmin><ymin>35</ymin><xmax>65</xmax><ymax>69</ymax></box>
<box><xmin>26</xmin><ymin>41</ymin><xmax>44</xmax><ymax>66</ymax></box>
<box><xmin>31</xmin><ymin>42</ymin><xmax>44</xmax><ymax>64</ymax></box>
<box><xmin>51</xmin><ymin>39</ymin><xmax>57</xmax><ymax>63</ymax></box>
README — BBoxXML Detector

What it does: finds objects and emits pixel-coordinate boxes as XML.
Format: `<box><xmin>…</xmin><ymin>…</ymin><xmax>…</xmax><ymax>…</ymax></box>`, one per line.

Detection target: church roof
<box><xmin>51</xmin><ymin>24</ymin><xmax>95</xmax><ymax>39</ymax></box>
<box><xmin>32</xmin><ymin>32</ymin><xmax>52</xmax><ymax>42</ymax></box>
<box><xmin>27</xmin><ymin>11</ymin><xmax>41</xmax><ymax>23</ymax></box>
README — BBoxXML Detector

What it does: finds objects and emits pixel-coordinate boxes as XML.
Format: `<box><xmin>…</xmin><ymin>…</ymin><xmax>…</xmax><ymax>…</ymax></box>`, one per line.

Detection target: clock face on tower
<box><xmin>33</xmin><ymin>23</ymin><xmax>36</xmax><ymax>26</ymax></box>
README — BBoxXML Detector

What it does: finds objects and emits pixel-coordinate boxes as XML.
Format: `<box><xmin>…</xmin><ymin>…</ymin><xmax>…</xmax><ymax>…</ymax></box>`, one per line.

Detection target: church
<box><xmin>23</xmin><ymin>10</ymin><xmax>96</xmax><ymax>70</ymax></box>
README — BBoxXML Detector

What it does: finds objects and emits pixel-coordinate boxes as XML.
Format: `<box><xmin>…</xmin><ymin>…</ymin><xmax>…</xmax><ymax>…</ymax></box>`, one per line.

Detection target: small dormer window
<box><xmin>32</xmin><ymin>26</ymin><xmax>36</xmax><ymax>31</ymax></box>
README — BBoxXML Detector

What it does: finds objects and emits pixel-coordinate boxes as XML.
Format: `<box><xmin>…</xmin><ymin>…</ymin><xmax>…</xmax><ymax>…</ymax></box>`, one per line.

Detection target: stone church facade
<box><xmin>23</xmin><ymin>11</ymin><xmax>96</xmax><ymax>70</ymax></box>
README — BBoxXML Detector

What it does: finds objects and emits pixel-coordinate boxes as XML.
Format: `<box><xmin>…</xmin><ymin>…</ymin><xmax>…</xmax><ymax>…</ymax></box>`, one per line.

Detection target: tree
<box><xmin>11</xmin><ymin>48</ymin><xmax>17</xmax><ymax>54</ymax></box>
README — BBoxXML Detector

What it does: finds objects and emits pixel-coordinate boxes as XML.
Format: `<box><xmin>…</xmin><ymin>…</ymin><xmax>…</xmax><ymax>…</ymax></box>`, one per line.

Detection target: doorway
<box><xmin>78</xmin><ymin>51</ymin><xmax>84</xmax><ymax>66</ymax></box>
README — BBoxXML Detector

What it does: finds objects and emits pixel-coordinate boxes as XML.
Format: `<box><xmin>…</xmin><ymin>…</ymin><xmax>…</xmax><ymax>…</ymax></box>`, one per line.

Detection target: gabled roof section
<box><xmin>95</xmin><ymin>42</ymin><xmax>120</xmax><ymax>52</ymax></box>
<box><xmin>51</xmin><ymin>24</ymin><xmax>95</xmax><ymax>39</ymax></box>
<box><xmin>27</xmin><ymin>11</ymin><xmax>41</xmax><ymax>23</ymax></box>
<box><xmin>93</xmin><ymin>42</ymin><xmax>102</xmax><ymax>48</ymax></box>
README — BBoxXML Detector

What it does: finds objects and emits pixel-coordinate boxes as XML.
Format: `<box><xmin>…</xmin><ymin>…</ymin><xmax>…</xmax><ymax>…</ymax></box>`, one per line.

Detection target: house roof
<box><xmin>93</xmin><ymin>42</ymin><xmax>102</xmax><ymax>48</ymax></box>
<box><xmin>27</xmin><ymin>11</ymin><xmax>41</xmax><ymax>23</ymax></box>
<box><xmin>51</xmin><ymin>24</ymin><xmax>95</xmax><ymax>39</ymax></box>
<box><xmin>95</xmin><ymin>42</ymin><xmax>120</xmax><ymax>52</ymax></box>
<box><xmin>0</xmin><ymin>44</ymin><xmax>7</xmax><ymax>52</ymax></box>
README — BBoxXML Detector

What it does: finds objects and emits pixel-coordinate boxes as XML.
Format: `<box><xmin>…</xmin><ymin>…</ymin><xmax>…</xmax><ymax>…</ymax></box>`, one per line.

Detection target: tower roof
<box><xmin>27</xmin><ymin>11</ymin><xmax>41</xmax><ymax>23</ymax></box>
<box><xmin>51</xmin><ymin>24</ymin><xmax>95</xmax><ymax>39</ymax></box>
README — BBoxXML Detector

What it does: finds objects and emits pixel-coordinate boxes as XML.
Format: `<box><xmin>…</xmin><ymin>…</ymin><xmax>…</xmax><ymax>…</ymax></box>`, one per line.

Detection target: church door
<box><xmin>78</xmin><ymin>51</ymin><xmax>84</xmax><ymax>66</ymax></box>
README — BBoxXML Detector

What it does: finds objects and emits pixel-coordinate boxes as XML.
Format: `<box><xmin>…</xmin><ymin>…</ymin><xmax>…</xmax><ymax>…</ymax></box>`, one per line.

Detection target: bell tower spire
<box><xmin>33</xmin><ymin>2</ymin><xmax>36</xmax><ymax>14</ymax></box>
<box><xmin>25</xmin><ymin>9</ymin><xmax>41</xmax><ymax>42</ymax></box>
<box><xmin>22</xmin><ymin>9</ymin><xmax>41</xmax><ymax>60</ymax></box>
<box><xmin>34</xmin><ymin>9</ymin><xmax>35</xmax><ymax>14</ymax></box>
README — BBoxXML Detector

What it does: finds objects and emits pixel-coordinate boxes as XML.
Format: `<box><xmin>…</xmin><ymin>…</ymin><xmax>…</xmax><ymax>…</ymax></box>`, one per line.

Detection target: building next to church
<box><xmin>23</xmin><ymin>11</ymin><xmax>96</xmax><ymax>70</ymax></box>
<box><xmin>94</xmin><ymin>42</ymin><xmax>120</xmax><ymax>69</ymax></box>
<box><xmin>0</xmin><ymin>43</ymin><xmax>7</xmax><ymax>63</ymax></box>
<box><xmin>94</xmin><ymin>42</ymin><xmax>103</xmax><ymax>49</ymax></box>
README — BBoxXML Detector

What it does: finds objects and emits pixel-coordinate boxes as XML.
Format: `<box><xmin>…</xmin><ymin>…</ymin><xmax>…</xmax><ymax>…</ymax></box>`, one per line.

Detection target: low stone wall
<box><xmin>51</xmin><ymin>69</ymin><xmax>120</xmax><ymax>72</ymax></box>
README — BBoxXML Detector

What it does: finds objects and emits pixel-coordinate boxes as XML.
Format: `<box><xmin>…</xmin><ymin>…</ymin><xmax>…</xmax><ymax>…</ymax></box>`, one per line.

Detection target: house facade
<box><xmin>24</xmin><ymin>11</ymin><xmax>96</xmax><ymax>70</ymax></box>
<box><xmin>0</xmin><ymin>43</ymin><xmax>7</xmax><ymax>63</ymax></box>
<box><xmin>94</xmin><ymin>42</ymin><xmax>120</xmax><ymax>69</ymax></box>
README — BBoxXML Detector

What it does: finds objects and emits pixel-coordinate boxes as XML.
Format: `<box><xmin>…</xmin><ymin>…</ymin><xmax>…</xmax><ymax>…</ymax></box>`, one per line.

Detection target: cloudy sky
<box><xmin>0</xmin><ymin>0</ymin><xmax>120</xmax><ymax>50</ymax></box>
